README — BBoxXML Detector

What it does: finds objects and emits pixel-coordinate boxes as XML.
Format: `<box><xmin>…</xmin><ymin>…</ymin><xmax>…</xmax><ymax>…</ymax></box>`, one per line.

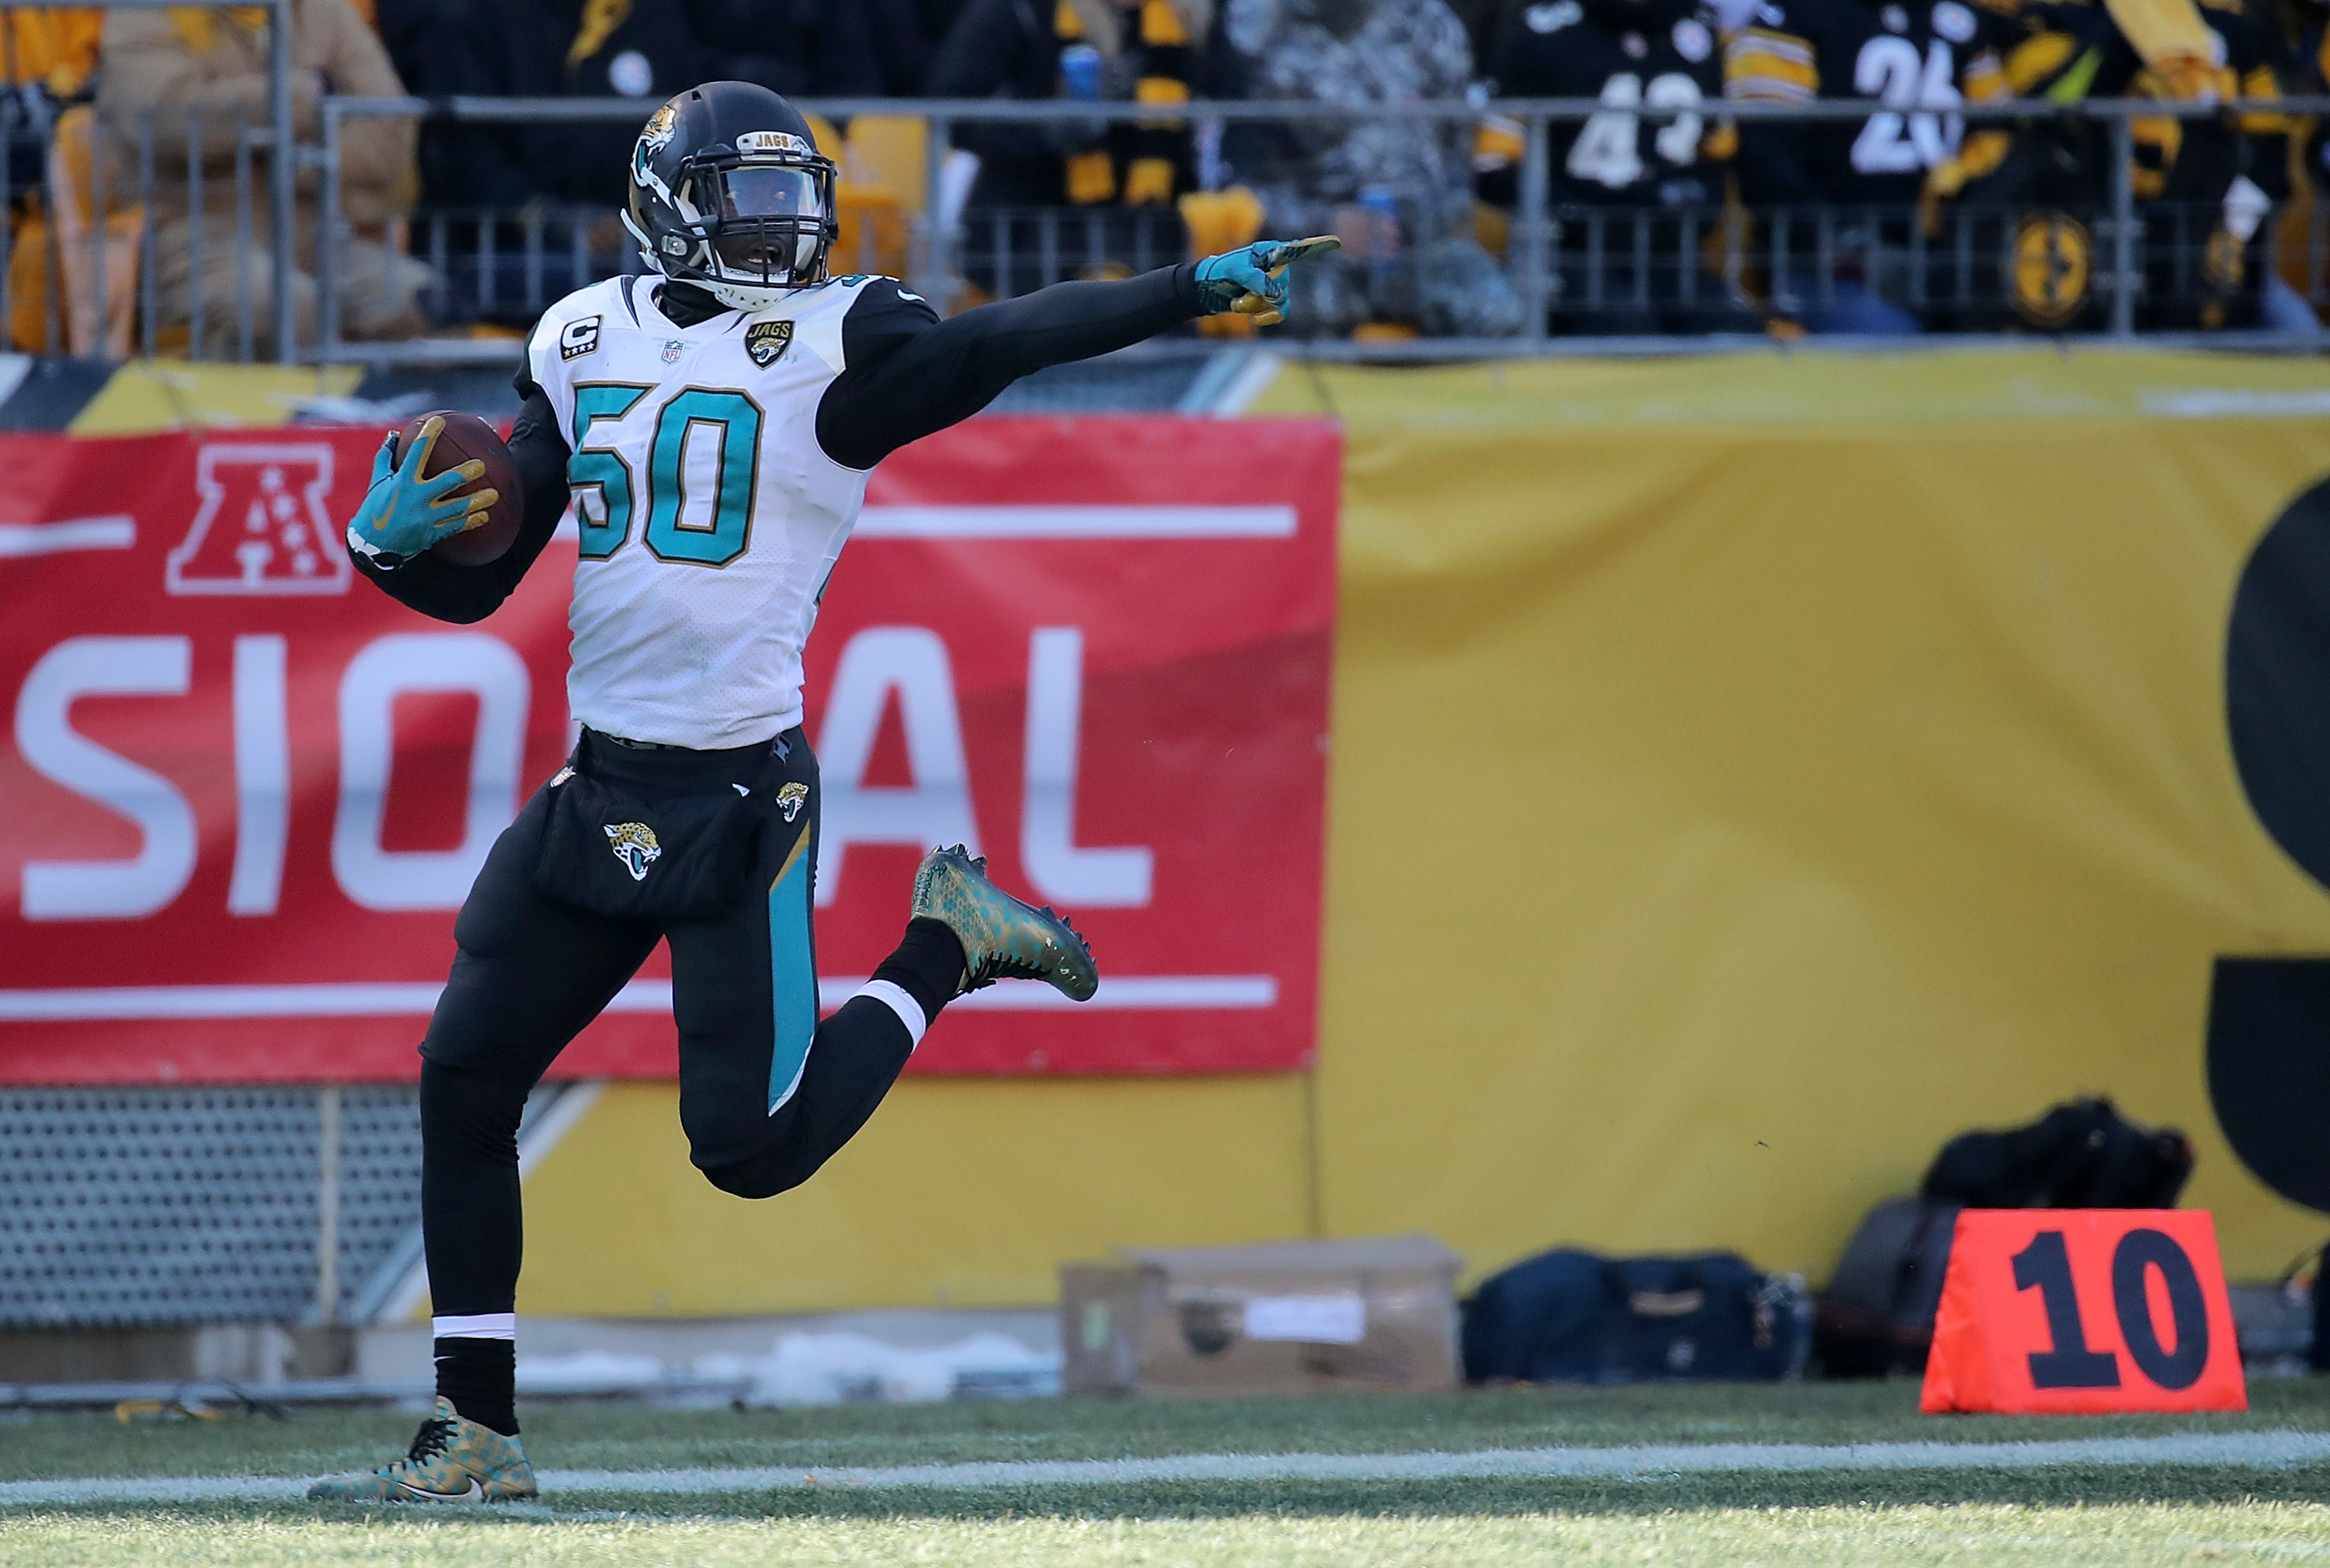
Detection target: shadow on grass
<box><xmin>16</xmin><ymin>1463</ymin><xmax>2330</xmax><ymax>1525</ymax></box>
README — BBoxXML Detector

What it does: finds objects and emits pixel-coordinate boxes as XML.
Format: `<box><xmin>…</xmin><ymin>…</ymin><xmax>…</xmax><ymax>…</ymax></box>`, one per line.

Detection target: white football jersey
<box><xmin>523</xmin><ymin>273</ymin><xmax>890</xmax><ymax>749</ymax></box>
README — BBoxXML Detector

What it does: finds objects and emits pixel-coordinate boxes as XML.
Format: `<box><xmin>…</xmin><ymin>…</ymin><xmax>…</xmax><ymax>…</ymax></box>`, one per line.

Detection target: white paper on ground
<box><xmin>1243</xmin><ymin>1293</ymin><xmax>1367</xmax><ymax>1344</ymax></box>
<box><xmin>696</xmin><ymin>1330</ymin><xmax>1062</xmax><ymax>1407</ymax></box>
<box><xmin>513</xmin><ymin>1350</ymin><xmax>664</xmax><ymax>1393</ymax></box>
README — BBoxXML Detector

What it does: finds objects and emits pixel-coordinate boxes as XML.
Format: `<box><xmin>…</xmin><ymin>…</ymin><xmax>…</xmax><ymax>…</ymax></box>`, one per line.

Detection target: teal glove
<box><xmin>346</xmin><ymin>415</ymin><xmax>499</xmax><ymax>566</ymax></box>
<box><xmin>1193</xmin><ymin>235</ymin><xmax>1341</xmax><ymax>326</ymax></box>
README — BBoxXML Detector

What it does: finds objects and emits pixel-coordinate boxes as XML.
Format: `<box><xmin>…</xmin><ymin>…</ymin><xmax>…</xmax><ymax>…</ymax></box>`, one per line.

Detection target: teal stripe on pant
<box><xmin>766</xmin><ymin>829</ymin><xmax>817</xmax><ymax>1114</ymax></box>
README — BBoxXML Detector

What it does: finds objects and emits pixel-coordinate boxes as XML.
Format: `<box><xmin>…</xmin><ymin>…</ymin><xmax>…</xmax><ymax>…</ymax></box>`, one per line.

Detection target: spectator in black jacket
<box><xmin>686</xmin><ymin>0</ymin><xmax>882</xmax><ymax>97</ymax></box>
<box><xmin>867</xmin><ymin>0</ymin><xmax>972</xmax><ymax>92</ymax></box>
<box><xmin>380</xmin><ymin>0</ymin><xmax>878</xmax><ymax>212</ymax></box>
<box><xmin>928</xmin><ymin>0</ymin><xmax>1233</xmax><ymax>209</ymax></box>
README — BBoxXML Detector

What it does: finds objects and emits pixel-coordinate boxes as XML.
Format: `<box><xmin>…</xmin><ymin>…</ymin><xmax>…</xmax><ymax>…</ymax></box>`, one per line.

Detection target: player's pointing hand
<box><xmin>1194</xmin><ymin>236</ymin><xmax>1341</xmax><ymax>328</ymax></box>
<box><xmin>346</xmin><ymin>413</ymin><xmax>500</xmax><ymax>563</ymax></box>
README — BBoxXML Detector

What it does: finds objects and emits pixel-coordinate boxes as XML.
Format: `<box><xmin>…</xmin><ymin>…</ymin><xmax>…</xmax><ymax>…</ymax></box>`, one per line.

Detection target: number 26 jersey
<box><xmin>1726</xmin><ymin>0</ymin><xmax>2008</xmax><ymax>207</ymax></box>
<box><xmin>524</xmin><ymin>272</ymin><xmax>905</xmax><ymax>750</ymax></box>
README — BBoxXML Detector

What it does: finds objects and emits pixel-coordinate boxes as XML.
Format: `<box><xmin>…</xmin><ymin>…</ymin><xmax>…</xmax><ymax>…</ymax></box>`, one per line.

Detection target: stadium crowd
<box><xmin>0</xmin><ymin>0</ymin><xmax>2318</xmax><ymax>350</ymax></box>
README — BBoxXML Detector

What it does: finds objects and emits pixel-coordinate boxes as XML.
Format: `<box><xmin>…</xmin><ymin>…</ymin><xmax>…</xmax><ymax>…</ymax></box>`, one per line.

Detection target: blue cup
<box><xmin>1060</xmin><ymin>43</ymin><xmax>1103</xmax><ymax>102</ymax></box>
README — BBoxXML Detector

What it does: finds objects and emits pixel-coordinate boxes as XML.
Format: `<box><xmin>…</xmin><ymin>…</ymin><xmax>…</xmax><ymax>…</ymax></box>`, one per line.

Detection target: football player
<box><xmin>308</xmin><ymin>81</ymin><xmax>1335</xmax><ymax>1503</ymax></box>
<box><xmin>1725</xmin><ymin>0</ymin><xmax>2010</xmax><ymax>329</ymax></box>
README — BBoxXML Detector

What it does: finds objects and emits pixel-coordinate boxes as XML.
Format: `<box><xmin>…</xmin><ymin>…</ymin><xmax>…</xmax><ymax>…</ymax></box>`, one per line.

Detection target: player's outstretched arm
<box><xmin>816</xmin><ymin>237</ymin><xmax>1338</xmax><ymax>471</ymax></box>
<box><xmin>346</xmin><ymin>385</ymin><xmax>574</xmax><ymax>624</ymax></box>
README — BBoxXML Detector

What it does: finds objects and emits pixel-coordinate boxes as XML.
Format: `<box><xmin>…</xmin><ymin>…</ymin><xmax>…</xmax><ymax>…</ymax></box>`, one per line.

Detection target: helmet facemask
<box><xmin>627</xmin><ymin>127</ymin><xmax>839</xmax><ymax>311</ymax></box>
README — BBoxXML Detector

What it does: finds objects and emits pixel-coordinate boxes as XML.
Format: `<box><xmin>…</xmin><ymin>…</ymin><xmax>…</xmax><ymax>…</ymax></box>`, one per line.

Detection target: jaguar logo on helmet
<box><xmin>638</xmin><ymin>102</ymin><xmax>678</xmax><ymax>157</ymax></box>
<box><xmin>632</xmin><ymin>102</ymin><xmax>680</xmax><ymax>196</ymax></box>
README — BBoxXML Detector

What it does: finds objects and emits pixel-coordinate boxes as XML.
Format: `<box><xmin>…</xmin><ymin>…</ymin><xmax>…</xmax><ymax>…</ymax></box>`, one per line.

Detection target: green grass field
<box><xmin>4</xmin><ymin>1379</ymin><xmax>2329</xmax><ymax>1565</ymax></box>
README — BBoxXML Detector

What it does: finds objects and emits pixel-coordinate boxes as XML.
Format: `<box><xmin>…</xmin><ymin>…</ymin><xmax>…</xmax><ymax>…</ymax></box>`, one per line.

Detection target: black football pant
<box><xmin>416</xmin><ymin>727</ymin><xmax>919</xmax><ymax>1327</ymax></box>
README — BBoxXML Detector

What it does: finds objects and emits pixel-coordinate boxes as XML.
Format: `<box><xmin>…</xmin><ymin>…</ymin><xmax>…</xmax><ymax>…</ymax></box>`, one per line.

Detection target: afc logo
<box><xmin>165</xmin><ymin>443</ymin><xmax>349</xmax><ymax>596</ymax></box>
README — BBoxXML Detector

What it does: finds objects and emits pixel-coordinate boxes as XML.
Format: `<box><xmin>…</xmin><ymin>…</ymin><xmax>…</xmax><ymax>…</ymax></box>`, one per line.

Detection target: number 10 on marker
<box><xmin>1921</xmin><ymin>1209</ymin><xmax>2246</xmax><ymax>1415</ymax></box>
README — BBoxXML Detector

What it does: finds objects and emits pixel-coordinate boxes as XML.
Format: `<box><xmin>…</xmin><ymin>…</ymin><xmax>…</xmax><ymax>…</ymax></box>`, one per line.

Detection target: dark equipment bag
<box><xmin>527</xmin><ymin>741</ymin><xmax>791</xmax><ymax>923</ymax></box>
<box><xmin>1919</xmin><ymin>1096</ymin><xmax>2193</xmax><ymax>1210</ymax></box>
<box><xmin>1812</xmin><ymin>1196</ymin><xmax>1960</xmax><ymax>1379</ymax></box>
<box><xmin>1462</xmin><ymin>1248</ymin><xmax>1810</xmax><ymax>1385</ymax></box>
<box><xmin>1815</xmin><ymin>1097</ymin><xmax>2195</xmax><ymax>1375</ymax></box>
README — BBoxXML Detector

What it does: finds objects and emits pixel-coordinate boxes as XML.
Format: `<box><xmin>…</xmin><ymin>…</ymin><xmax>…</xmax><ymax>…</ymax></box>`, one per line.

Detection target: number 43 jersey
<box><xmin>1497</xmin><ymin>0</ymin><xmax>1729</xmax><ymax>206</ymax></box>
<box><xmin>1726</xmin><ymin>0</ymin><xmax>2008</xmax><ymax>208</ymax></box>
<box><xmin>524</xmin><ymin>273</ymin><xmax>900</xmax><ymax>750</ymax></box>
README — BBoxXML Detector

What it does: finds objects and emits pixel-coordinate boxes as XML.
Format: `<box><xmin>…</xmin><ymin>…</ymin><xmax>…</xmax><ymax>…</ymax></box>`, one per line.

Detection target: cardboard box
<box><xmin>1060</xmin><ymin>1234</ymin><xmax>1462</xmax><ymax>1396</ymax></box>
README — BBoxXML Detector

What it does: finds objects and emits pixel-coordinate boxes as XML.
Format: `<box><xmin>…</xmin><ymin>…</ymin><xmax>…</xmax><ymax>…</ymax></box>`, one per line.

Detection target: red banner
<box><xmin>0</xmin><ymin>418</ymin><xmax>1339</xmax><ymax>1083</ymax></box>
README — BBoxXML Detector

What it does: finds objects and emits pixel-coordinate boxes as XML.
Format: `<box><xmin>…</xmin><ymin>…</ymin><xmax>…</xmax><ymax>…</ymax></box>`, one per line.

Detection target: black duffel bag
<box><xmin>1815</xmin><ymin>1097</ymin><xmax>2195</xmax><ymax>1376</ymax></box>
<box><xmin>1462</xmin><ymin>1248</ymin><xmax>1810</xmax><ymax>1385</ymax></box>
<box><xmin>1919</xmin><ymin>1096</ymin><xmax>2193</xmax><ymax>1210</ymax></box>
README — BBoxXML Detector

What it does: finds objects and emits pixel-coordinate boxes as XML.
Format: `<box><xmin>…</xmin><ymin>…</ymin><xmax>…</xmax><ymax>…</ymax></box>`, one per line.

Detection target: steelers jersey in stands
<box><xmin>1496</xmin><ymin>0</ymin><xmax>1730</xmax><ymax>205</ymax></box>
<box><xmin>1725</xmin><ymin>0</ymin><xmax>2008</xmax><ymax>207</ymax></box>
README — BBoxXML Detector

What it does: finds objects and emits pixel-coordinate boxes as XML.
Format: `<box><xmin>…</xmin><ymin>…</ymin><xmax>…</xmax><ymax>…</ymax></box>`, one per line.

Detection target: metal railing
<box><xmin>15</xmin><ymin>90</ymin><xmax>2326</xmax><ymax>363</ymax></box>
<box><xmin>50</xmin><ymin>0</ymin><xmax>295</xmax><ymax>358</ymax></box>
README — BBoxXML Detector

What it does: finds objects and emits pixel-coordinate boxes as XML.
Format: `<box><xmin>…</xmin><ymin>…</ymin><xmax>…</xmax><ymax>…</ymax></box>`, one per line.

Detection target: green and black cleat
<box><xmin>307</xmin><ymin>1397</ymin><xmax>537</xmax><ymax>1503</ymax></box>
<box><xmin>912</xmin><ymin>844</ymin><xmax>1098</xmax><ymax>1002</ymax></box>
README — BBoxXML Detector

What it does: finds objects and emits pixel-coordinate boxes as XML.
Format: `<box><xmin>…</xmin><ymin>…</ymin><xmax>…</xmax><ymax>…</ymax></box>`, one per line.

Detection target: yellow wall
<box><xmin>513</xmin><ymin>348</ymin><xmax>2330</xmax><ymax>1315</ymax></box>
<box><xmin>518</xmin><ymin>1076</ymin><xmax>1312</xmax><ymax>1314</ymax></box>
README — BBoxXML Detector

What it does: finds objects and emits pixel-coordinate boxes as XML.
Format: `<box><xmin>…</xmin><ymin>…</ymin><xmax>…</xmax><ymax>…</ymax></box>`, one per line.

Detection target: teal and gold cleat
<box><xmin>308</xmin><ymin>1397</ymin><xmax>537</xmax><ymax>1503</ymax></box>
<box><xmin>912</xmin><ymin>844</ymin><xmax>1098</xmax><ymax>1002</ymax></box>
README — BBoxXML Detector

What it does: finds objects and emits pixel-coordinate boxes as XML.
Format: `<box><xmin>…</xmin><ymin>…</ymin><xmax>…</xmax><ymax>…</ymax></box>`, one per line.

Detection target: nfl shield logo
<box><xmin>662</xmin><ymin>339</ymin><xmax>686</xmax><ymax>363</ymax></box>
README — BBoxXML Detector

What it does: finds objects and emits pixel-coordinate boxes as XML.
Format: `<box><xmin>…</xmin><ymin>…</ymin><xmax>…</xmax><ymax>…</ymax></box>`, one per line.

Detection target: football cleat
<box><xmin>912</xmin><ymin>844</ymin><xmax>1098</xmax><ymax>1002</ymax></box>
<box><xmin>307</xmin><ymin>1396</ymin><xmax>537</xmax><ymax>1503</ymax></box>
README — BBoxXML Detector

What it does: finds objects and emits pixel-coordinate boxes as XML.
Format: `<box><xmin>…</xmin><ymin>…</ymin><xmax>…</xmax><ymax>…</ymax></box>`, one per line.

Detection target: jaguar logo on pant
<box><xmin>603</xmin><ymin>822</ymin><xmax>662</xmax><ymax>881</ymax></box>
<box><xmin>775</xmin><ymin>781</ymin><xmax>808</xmax><ymax>822</ymax></box>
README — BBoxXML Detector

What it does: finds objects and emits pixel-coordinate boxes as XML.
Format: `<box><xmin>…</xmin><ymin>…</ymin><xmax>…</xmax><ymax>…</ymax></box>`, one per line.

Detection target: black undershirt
<box><xmin>356</xmin><ymin>265</ymin><xmax>1201</xmax><ymax>624</ymax></box>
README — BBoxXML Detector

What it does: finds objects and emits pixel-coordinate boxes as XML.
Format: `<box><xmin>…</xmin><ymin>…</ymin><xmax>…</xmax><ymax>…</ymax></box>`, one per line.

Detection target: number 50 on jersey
<box><xmin>1921</xmin><ymin>1209</ymin><xmax>2245</xmax><ymax>1414</ymax></box>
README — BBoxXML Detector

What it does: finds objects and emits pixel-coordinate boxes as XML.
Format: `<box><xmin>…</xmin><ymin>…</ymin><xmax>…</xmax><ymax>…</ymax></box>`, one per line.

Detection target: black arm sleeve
<box><xmin>816</xmin><ymin>265</ymin><xmax>1200</xmax><ymax>471</ymax></box>
<box><xmin>350</xmin><ymin>376</ymin><xmax>574</xmax><ymax>624</ymax></box>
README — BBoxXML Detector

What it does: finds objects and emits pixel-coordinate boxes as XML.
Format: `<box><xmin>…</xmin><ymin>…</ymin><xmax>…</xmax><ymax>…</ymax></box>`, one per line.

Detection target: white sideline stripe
<box><xmin>857</xmin><ymin>506</ymin><xmax>1296</xmax><ymax>540</ymax></box>
<box><xmin>0</xmin><ymin>516</ymin><xmax>136</xmax><ymax>556</ymax></box>
<box><xmin>0</xmin><ymin>976</ymin><xmax>1278</xmax><ymax>1020</ymax></box>
<box><xmin>2142</xmin><ymin>388</ymin><xmax>2330</xmax><ymax>419</ymax></box>
<box><xmin>6</xmin><ymin>1431</ymin><xmax>2330</xmax><ymax>1507</ymax></box>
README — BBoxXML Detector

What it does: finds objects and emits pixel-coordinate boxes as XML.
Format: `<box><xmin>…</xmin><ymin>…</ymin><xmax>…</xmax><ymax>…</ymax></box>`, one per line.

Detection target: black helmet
<box><xmin>622</xmin><ymin>81</ymin><xmax>840</xmax><ymax>310</ymax></box>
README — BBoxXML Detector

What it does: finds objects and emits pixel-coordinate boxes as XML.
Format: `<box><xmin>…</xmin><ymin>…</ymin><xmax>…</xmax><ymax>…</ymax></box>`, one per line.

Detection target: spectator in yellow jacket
<box><xmin>96</xmin><ymin>2</ymin><xmax>429</xmax><ymax>355</ymax></box>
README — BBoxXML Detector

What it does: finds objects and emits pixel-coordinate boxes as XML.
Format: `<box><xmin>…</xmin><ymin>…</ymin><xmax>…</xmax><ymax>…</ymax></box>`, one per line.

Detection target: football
<box><xmin>396</xmin><ymin>409</ymin><xmax>524</xmax><ymax>565</ymax></box>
